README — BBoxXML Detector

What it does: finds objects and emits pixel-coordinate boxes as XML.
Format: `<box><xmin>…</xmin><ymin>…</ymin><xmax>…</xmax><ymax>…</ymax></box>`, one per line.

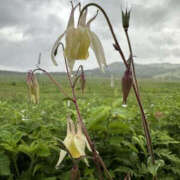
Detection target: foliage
<box><xmin>0</xmin><ymin>77</ymin><xmax>180</xmax><ymax>179</ymax></box>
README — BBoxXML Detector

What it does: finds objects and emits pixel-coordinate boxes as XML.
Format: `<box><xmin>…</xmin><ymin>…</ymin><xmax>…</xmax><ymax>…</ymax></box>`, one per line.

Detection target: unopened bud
<box><xmin>122</xmin><ymin>68</ymin><xmax>133</xmax><ymax>105</ymax></box>
<box><xmin>80</xmin><ymin>71</ymin><xmax>86</xmax><ymax>94</ymax></box>
<box><xmin>26</xmin><ymin>71</ymin><xmax>40</xmax><ymax>104</ymax></box>
<box><xmin>122</xmin><ymin>9</ymin><xmax>131</xmax><ymax>30</ymax></box>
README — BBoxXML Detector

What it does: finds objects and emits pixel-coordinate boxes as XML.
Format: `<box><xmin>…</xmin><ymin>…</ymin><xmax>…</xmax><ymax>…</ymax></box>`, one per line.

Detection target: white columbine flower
<box><xmin>56</xmin><ymin>117</ymin><xmax>91</xmax><ymax>168</ymax></box>
<box><xmin>51</xmin><ymin>3</ymin><xmax>107</xmax><ymax>73</ymax></box>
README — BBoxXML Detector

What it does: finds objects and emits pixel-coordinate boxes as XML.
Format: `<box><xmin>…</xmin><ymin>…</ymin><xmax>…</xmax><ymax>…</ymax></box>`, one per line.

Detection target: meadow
<box><xmin>0</xmin><ymin>74</ymin><xmax>180</xmax><ymax>180</ymax></box>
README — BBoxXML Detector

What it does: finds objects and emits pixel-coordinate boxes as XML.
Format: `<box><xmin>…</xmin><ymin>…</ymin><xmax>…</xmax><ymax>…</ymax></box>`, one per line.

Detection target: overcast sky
<box><xmin>0</xmin><ymin>0</ymin><xmax>180</xmax><ymax>72</ymax></box>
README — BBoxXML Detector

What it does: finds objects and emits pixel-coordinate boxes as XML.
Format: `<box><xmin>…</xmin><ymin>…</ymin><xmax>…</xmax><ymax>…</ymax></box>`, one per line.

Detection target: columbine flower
<box><xmin>26</xmin><ymin>71</ymin><xmax>39</xmax><ymax>104</ymax></box>
<box><xmin>51</xmin><ymin>3</ymin><xmax>107</xmax><ymax>73</ymax></box>
<box><xmin>56</xmin><ymin>117</ymin><xmax>91</xmax><ymax>168</ymax></box>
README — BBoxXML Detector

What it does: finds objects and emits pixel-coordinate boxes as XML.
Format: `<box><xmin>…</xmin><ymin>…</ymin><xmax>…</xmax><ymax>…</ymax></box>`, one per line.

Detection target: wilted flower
<box><xmin>26</xmin><ymin>71</ymin><xmax>39</xmax><ymax>104</ymax></box>
<box><xmin>56</xmin><ymin>117</ymin><xmax>91</xmax><ymax>168</ymax></box>
<box><xmin>51</xmin><ymin>3</ymin><xmax>107</xmax><ymax>73</ymax></box>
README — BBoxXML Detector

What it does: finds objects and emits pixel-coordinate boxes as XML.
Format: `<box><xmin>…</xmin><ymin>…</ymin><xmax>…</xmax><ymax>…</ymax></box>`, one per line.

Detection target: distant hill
<box><xmin>1</xmin><ymin>62</ymin><xmax>180</xmax><ymax>80</ymax></box>
<box><xmin>85</xmin><ymin>62</ymin><xmax>180</xmax><ymax>80</ymax></box>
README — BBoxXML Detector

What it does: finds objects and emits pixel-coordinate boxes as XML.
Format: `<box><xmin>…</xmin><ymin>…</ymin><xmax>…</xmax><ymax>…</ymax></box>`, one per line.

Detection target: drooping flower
<box><xmin>56</xmin><ymin>117</ymin><xmax>91</xmax><ymax>168</ymax></box>
<box><xmin>51</xmin><ymin>3</ymin><xmax>107</xmax><ymax>73</ymax></box>
<box><xmin>26</xmin><ymin>71</ymin><xmax>39</xmax><ymax>104</ymax></box>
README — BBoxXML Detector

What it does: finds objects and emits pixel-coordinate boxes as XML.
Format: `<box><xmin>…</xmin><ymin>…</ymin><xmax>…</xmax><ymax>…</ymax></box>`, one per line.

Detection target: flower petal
<box><xmin>56</xmin><ymin>150</ymin><xmax>67</xmax><ymax>168</ymax></box>
<box><xmin>88</xmin><ymin>30</ymin><xmax>107</xmax><ymax>71</ymax></box>
<box><xmin>51</xmin><ymin>32</ymin><xmax>65</xmax><ymax>66</ymax></box>
<box><xmin>78</xmin><ymin>9</ymin><xmax>88</xmax><ymax>27</ymax></box>
<box><xmin>67</xmin><ymin>58</ymin><xmax>75</xmax><ymax>74</ymax></box>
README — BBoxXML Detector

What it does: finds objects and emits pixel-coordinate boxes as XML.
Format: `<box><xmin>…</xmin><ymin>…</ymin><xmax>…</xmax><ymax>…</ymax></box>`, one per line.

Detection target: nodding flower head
<box><xmin>26</xmin><ymin>71</ymin><xmax>39</xmax><ymax>104</ymax></box>
<box><xmin>56</xmin><ymin>117</ymin><xmax>91</xmax><ymax>168</ymax></box>
<box><xmin>51</xmin><ymin>2</ymin><xmax>107</xmax><ymax>73</ymax></box>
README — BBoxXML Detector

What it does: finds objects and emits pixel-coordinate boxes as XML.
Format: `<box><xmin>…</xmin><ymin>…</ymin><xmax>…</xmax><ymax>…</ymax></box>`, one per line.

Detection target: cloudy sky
<box><xmin>0</xmin><ymin>0</ymin><xmax>180</xmax><ymax>72</ymax></box>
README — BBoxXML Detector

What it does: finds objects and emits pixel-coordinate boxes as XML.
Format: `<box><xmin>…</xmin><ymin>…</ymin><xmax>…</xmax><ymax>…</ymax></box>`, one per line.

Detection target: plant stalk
<box><xmin>80</xmin><ymin>2</ymin><xmax>156</xmax><ymax>169</ymax></box>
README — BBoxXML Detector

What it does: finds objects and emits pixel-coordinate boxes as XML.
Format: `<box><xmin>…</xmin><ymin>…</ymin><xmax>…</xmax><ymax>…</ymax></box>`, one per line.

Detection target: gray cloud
<box><xmin>0</xmin><ymin>0</ymin><xmax>180</xmax><ymax>72</ymax></box>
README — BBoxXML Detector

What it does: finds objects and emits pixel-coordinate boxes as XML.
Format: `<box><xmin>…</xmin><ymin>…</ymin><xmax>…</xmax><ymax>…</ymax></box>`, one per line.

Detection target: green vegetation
<box><xmin>0</xmin><ymin>74</ymin><xmax>180</xmax><ymax>179</ymax></box>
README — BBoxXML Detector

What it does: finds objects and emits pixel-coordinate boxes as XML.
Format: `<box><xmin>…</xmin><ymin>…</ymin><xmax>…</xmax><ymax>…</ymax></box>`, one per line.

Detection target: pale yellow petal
<box><xmin>69</xmin><ymin>119</ymin><xmax>75</xmax><ymax>135</ymax></box>
<box><xmin>67</xmin><ymin>58</ymin><xmax>75</xmax><ymax>74</ymax></box>
<box><xmin>85</xmin><ymin>136</ymin><xmax>92</xmax><ymax>152</ymax></box>
<box><xmin>88</xmin><ymin>30</ymin><xmax>107</xmax><ymax>71</ymax></box>
<box><xmin>84</xmin><ymin>158</ymin><xmax>90</xmax><ymax>166</ymax></box>
<box><xmin>51</xmin><ymin>32</ymin><xmax>65</xmax><ymax>66</ymax></box>
<box><xmin>74</xmin><ymin>134</ymin><xmax>86</xmax><ymax>156</ymax></box>
<box><xmin>64</xmin><ymin>27</ymin><xmax>90</xmax><ymax>60</ymax></box>
<box><xmin>56</xmin><ymin>150</ymin><xmax>67</xmax><ymax>168</ymax></box>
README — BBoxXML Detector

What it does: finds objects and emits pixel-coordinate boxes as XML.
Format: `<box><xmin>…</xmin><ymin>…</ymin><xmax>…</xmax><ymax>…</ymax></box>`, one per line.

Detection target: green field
<box><xmin>0</xmin><ymin>74</ymin><xmax>180</xmax><ymax>180</ymax></box>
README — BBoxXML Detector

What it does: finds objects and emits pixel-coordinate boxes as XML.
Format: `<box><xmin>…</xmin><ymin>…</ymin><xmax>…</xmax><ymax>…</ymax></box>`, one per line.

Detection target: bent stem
<box><xmin>32</xmin><ymin>68</ymin><xmax>73</xmax><ymax>101</ymax></box>
<box><xmin>80</xmin><ymin>2</ymin><xmax>156</xmax><ymax>171</ymax></box>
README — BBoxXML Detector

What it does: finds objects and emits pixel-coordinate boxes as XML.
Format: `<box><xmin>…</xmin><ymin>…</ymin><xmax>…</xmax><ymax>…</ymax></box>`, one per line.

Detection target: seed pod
<box><xmin>122</xmin><ymin>68</ymin><xmax>133</xmax><ymax>105</ymax></box>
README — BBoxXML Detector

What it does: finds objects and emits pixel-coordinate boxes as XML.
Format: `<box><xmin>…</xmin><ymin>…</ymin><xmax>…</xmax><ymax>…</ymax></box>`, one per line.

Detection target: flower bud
<box><xmin>122</xmin><ymin>9</ymin><xmax>131</xmax><ymax>30</ymax></box>
<box><xmin>122</xmin><ymin>67</ymin><xmax>133</xmax><ymax>105</ymax></box>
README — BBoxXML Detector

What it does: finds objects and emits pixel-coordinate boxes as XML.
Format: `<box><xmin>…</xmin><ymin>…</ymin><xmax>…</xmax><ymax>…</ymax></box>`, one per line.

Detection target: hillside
<box><xmin>1</xmin><ymin>62</ymin><xmax>180</xmax><ymax>80</ymax></box>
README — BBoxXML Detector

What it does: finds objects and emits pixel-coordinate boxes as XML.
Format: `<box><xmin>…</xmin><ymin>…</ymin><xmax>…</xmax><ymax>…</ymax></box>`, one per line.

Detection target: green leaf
<box><xmin>108</xmin><ymin>121</ymin><xmax>131</xmax><ymax>134</ymax></box>
<box><xmin>0</xmin><ymin>151</ymin><xmax>11</xmax><ymax>176</ymax></box>
<box><xmin>88</xmin><ymin>106</ymin><xmax>110</xmax><ymax>131</ymax></box>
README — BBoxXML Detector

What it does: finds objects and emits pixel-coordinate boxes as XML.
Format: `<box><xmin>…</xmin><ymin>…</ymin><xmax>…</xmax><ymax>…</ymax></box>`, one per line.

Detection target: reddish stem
<box><xmin>80</xmin><ymin>2</ymin><xmax>156</xmax><ymax>171</ymax></box>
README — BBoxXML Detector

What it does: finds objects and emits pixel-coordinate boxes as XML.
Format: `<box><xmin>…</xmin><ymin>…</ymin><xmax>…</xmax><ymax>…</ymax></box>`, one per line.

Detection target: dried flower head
<box><xmin>26</xmin><ymin>71</ymin><xmax>39</xmax><ymax>104</ymax></box>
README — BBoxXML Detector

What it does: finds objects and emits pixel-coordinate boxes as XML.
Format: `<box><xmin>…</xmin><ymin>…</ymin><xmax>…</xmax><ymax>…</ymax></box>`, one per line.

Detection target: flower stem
<box><xmin>80</xmin><ymin>2</ymin><xmax>156</xmax><ymax>174</ymax></box>
<box><xmin>60</xmin><ymin>44</ymin><xmax>111</xmax><ymax>180</ymax></box>
<box><xmin>124</xmin><ymin>29</ymin><xmax>140</xmax><ymax>94</ymax></box>
<box><xmin>32</xmin><ymin>68</ymin><xmax>73</xmax><ymax>101</ymax></box>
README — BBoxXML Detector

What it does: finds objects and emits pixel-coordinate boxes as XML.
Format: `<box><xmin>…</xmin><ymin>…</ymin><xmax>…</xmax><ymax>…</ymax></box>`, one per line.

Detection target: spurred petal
<box><xmin>69</xmin><ymin>119</ymin><xmax>75</xmax><ymax>135</ymax></box>
<box><xmin>78</xmin><ymin>9</ymin><xmax>88</xmax><ymax>27</ymax></box>
<box><xmin>51</xmin><ymin>32</ymin><xmax>65</xmax><ymax>66</ymax></box>
<box><xmin>56</xmin><ymin>150</ymin><xmax>67</xmax><ymax>168</ymax></box>
<box><xmin>88</xmin><ymin>30</ymin><xmax>107</xmax><ymax>71</ymax></box>
<box><xmin>67</xmin><ymin>58</ymin><xmax>75</xmax><ymax>74</ymax></box>
<box><xmin>66</xmin><ymin>2</ymin><xmax>77</xmax><ymax>29</ymax></box>
<box><xmin>66</xmin><ymin>116</ymin><xmax>71</xmax><ymax>136</ymax></box>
